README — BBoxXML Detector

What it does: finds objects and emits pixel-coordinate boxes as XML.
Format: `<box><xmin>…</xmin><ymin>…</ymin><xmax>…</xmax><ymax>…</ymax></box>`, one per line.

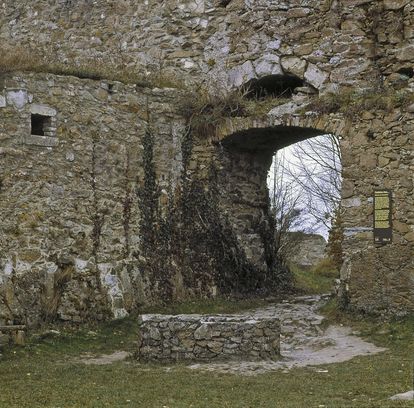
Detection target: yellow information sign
<box><xmin>374</xmin><ymin>190</ymin><xmax>392</xmax><ymax>245</ymax></box>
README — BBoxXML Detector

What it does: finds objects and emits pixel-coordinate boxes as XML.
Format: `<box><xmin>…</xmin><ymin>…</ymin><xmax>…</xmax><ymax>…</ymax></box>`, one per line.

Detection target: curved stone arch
<box><xmin>215</xmin><ymin>113</ymin><xmax>349</xmax><ymax>146</ymax></box>
<box><xmin>212</xmin><ymin>112</ymin><xmax>349</xmax><ymax>281</ymax></box>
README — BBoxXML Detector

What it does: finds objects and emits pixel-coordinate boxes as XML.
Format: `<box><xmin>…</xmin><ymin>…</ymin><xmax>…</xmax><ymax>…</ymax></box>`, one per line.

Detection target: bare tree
<box><xmin>268</xmin><ymin>150</ymin><xmax>306</xmax><ymax>260</ymax></box>
<box><xmin>268</xmin><ymin>134</ymin><xmax>342</xmax><ymax>263</ymax></box>
<box><xmin>282</xmin><ymin>134</ymin><xmax>342</xmax><ymax>233</ymax></box>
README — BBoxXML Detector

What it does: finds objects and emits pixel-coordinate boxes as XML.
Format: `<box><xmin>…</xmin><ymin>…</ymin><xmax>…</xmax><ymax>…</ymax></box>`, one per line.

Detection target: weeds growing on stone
<box><xmin>0</xmin><ymin>47</ymin><xmax>182</xmax><ymax>88</ymax></box>
<box><xmin>177</xmin><ymin>86</ymin><xmax>249</xmax><ymax>137</ymax></box>
<box><xmin>178</xmin><ymin>87</ymin><xmax>294</xmax><ymax>137</ymax></box>
<box><xmin>306</xmin><ymin>88</ymin><xmax>414</xmax><ymax>117</ymax></box>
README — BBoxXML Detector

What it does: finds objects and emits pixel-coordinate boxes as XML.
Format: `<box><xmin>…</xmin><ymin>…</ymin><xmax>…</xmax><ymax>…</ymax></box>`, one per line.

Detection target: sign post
<box><xmin>373</xmin><ymin>189</ymin><xmax>392</xmax><ymax>245</ymax></box>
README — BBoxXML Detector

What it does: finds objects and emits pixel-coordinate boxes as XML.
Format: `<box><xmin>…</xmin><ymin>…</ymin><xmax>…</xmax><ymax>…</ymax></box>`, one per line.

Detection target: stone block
<box><xmin>6</xmin><ymin>89</ymin><xmax>28</xmax><ymax>110</ymax></box>
<box><xmin>30</xmin><ymin>104</ymin><xmax>57</xmax><ymax>116</ymax></box>
<box><xmin>383</xmin><ymin>0</ymin><xmax>410</xmax><ymax>9</ymax></box>
<box><xmin>281</xmin><ymin>56</ymin><xmax>307</xmax><ymax>77</ymax></box>
<box><xmin>304</xmin><ymin>63</ymin><xmax>328</xmax><ymax>89</ymax></box>
<box><xmin>23</xmin><ymin>135</ymin><xmax>58</xmax><ymax>147</ymax></box>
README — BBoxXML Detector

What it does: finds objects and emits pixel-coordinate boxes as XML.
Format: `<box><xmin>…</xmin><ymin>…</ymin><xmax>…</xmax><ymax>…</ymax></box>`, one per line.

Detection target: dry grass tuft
<box><xmin>178</xmin><ymin>86</ymin><xmax>249</xmax><ymax>137</ymax></box>
<box><xmin>306</xmin><ymin>88</ymin><xmax>414</xmax><ymax>117</ymax></box>
<box><xmin>0</xmin><ymin>46</ymin><xmax>183</xmax><ymax>88</ymax></box>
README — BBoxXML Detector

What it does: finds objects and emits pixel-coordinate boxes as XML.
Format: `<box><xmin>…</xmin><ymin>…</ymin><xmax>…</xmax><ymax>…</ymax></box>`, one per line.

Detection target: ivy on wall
<box><xmin>135</xmin><ymin>122</ymin><xmax>293</xmax><ymax>304</ymax></box>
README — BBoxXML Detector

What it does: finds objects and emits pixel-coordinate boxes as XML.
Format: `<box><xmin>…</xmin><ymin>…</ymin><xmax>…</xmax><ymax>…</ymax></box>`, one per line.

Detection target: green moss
<box><xmin>206</xmin><ymin>58</ymin><xmax>216</xmax><ymax>67</ymax></box>
<box><xmin>311</xmin><ymin>258</ymin><xmax>340</xmax><ymax>278</ymax></box>
<box><xmin>138</xmin><ymin>297</ymin><xmax>275</xmax><ymax>315</ymax></box>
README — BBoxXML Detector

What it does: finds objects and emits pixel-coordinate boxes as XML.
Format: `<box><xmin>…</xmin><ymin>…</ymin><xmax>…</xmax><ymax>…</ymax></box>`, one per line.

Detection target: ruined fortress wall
<box><xmin>0</xmin><ymin>0</ymin><xmax>413</xmax><ymax>321</ymax></box>
<box><xmin>2</xmin><ymin>0</ymin><xmax>412</xmax><ymax>90</ymax></box>
<box><xmin>0</xmin><ymin>72</ymin><xmax>188</xmax><ymax>323</ymax></box>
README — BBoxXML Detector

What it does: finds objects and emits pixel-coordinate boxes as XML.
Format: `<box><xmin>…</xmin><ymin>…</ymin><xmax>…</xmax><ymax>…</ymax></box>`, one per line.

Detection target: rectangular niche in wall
<box><xmin>31</xmin><ymin>113</ymin><xmax>52</xmax><ymax>136</ymax></box>
<box><xmin>24</xmin><ymin>104</ymin><xmax>58</xmax><ymax>147</ymax></box>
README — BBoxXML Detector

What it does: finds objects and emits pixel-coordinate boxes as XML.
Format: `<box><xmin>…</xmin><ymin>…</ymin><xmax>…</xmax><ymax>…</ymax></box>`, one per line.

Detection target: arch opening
<box><xmin>217</xmin><ymin>124</ymin><xmax>342</xmax><ymax>293</ymax></box>
<box><xmin>244</xmin><ymin>75</ymin><xmax>304</xmax><ymax>100</ymax></box>
<box><xmin>221</xmin><ymin>125</ymin><xmax>323</xmax><ymax>153</ymax></box>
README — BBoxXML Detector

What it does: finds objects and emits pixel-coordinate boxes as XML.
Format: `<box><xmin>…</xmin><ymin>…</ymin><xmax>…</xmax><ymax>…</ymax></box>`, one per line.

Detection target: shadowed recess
<box><xmin>221</xmin><ymin>125</ymin><xmax>324</xmax><ymax>153</ymax></box>
<box><xmin>397</xmin><ymin>67</ymin><xmax>414</xmax><ymax>78</ymax></box>
<box><xmin>245</xmin><ymin>75</ymin><xmax>304</xmax><ymax>99</ymax></box>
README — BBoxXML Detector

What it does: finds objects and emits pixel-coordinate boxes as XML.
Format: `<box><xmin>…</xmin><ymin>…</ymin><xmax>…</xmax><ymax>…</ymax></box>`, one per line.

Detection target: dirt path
<box><xmin>75</xmin><ymin>295</ymin><xmax>386</xmax><ymax>375</ymax></box>
<box><xmin>189</xmin><ymin>295</ymin><xmax>387</xmax><ymax>375</ymax></box>
<box><xmin>75</xmin><ymin>350</ymin><xmax>131</xmax><ymax>365</ymax></box>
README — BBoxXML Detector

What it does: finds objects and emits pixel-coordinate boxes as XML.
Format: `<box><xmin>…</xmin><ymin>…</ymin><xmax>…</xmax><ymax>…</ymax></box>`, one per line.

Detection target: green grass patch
<box><xmin>0</xmin><ymin>300</ymin><xmax>413</xmax><ymax>407</ymax></box>
<box><xmin>290</xmin><ymin>262</ymin><xmax>337</xmax><ymax>295</ymax></box>
<box><xmin>138</xmin><ymin>297</ymin><xmax>277</xmax><ymax>315</ymax></box>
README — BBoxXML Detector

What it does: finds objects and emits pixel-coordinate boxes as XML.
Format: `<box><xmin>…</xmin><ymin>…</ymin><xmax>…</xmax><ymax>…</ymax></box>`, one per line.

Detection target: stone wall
<box><xmin>0</xmin><ymin>72</ymin><xmax>186</xmax><ymax>324</ymax></box>
<box><xmin>0</xmin><ymin>0</ymin><xmax>413</xmax><ymax>320</ymax></box>
<box><xmin>285</xmin><ymin>233</ymin><xmax>327</xmax><ymax>268</ymax></box>
<box><xmin>0</xmin><ymin>72</ymin><xmax>290</xmax><ymax>325</ymax></box>
<box><xmin>137</xmin><ymin>314</ymin><xmax>280</xmax><ymax>361</ymax></box>
<box><xmin>1</xmin><ymin>0</ymin><xmax>412</xmax><ymax>93</ymax></box>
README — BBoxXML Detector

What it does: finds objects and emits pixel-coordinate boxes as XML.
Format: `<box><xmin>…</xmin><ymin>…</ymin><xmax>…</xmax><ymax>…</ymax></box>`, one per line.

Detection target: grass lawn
<box><xmin>1</xmin><ymin>295</ymin><xmax>413</xmax><ymax>408</ymax></box>
<box><xmin>290</xmin><ymin>259</ymin><xmax>339</xmax><ymax>295</ymax></box>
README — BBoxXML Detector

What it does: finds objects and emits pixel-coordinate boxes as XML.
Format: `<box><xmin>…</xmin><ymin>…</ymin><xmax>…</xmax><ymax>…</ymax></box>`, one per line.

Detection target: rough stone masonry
<box><xmin>137</xmin><ymin>314</ymin><xmax>281</xmax><ymax>362</ymax></box>
<box><xmin>0</xmin><ymin>0</ymin><xmax>413</xmax><ymax>324</ymax></box>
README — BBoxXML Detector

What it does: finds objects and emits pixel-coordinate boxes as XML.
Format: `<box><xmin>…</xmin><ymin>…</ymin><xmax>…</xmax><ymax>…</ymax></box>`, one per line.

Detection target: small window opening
<box><xmin>244</xmin><ymin>74</ymin><xmax>304</xmax><ymax>99</ymax></box>
<box><xmin>31</xmin><ymin>114</ymin><xmax>52</xmax><ymax>136</ymax></box>
<box><xmin>397</xmin><ymin>67</ymin><xmax>414</xmax><ymax>78</ymax></box>
<box><xmin>108</xmin><ymin>83</ymin><xmax>114</xmax><ymax>94</ymax></box>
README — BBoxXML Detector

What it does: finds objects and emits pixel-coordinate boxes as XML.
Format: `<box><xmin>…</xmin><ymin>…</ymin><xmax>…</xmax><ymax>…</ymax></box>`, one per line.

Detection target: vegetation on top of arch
<box><xmin>177</xmin><ymin>86</ymin><xmax>295</xmax><ymax>138</ymax></box>
<box><xmin>304</xmin><ymin>88</ymin><xmax>414</xmax><ymax>118</ymax></box>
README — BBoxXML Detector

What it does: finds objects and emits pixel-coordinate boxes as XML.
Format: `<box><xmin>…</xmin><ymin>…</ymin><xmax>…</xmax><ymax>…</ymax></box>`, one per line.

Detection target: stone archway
<box><xmin>212</xmin><ymin>113</ymin><xmax>348</xmax><ymax>291</ymax></box>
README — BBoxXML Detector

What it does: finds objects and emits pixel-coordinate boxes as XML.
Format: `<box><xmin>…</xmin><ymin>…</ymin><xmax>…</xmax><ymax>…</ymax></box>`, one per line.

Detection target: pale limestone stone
<box><xmin>254</xmin><ymin>54</ymin><xmax>282</xmax><ymax>76</ymax></box>
<box><xmin>0</xmin><ymin>95</ymin><xmax>6</xmax><ymax>108</ymax></box>
<box><xmin>383</xmin><ymin>0</ymin><xmax>410</xmax><ymax>10</ymax></box>
<box><xmin>268</xmin><ymin>101</ymin><xmax>300</xmax><ymax>116</ymax></box>
<box><xmin>228</xmin><ymin>60</ymin><xmax>255</xmax><ymax>87</ymax></box>
<box><xmin>304</xmin><ymin>63</ymin><xmax>328</xmax><ymax>89</ymax></box>
<box><xmin>6</xmin><ymin>90</ymin><xmax>28</xmax><ymax>110</ymax></box>
<box><xmin>30</xmin><ymin>104</ymin><xmax>56</xmax><ymax>116</ymax></box>
<box><xmin>390</xmin><ymin>390</ymin><xmax>414</xmax><ymax>401</ymax></box>
<box><xmin>23</xmin><ymin>135</ymin><xmax>58</xmax><ymax>147</ymax></box>
<box><xmin>280</xmin><ymin>56</ymin><xmax>307</xmax><ymax>77</ymax></box>
<box><xmin>396</xmin><ymin>45</ymin><xmax>414</xmax><ymax>61</ymax></box>
<box><xmin>342</xmin><ymin>197</ymin><xmax>361</xmax><ymax>208</ymax></box>
<box><xmin>194</xmin><ymin>324</ymin><xmax>212</xmax><ymax>339</ymax></box>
